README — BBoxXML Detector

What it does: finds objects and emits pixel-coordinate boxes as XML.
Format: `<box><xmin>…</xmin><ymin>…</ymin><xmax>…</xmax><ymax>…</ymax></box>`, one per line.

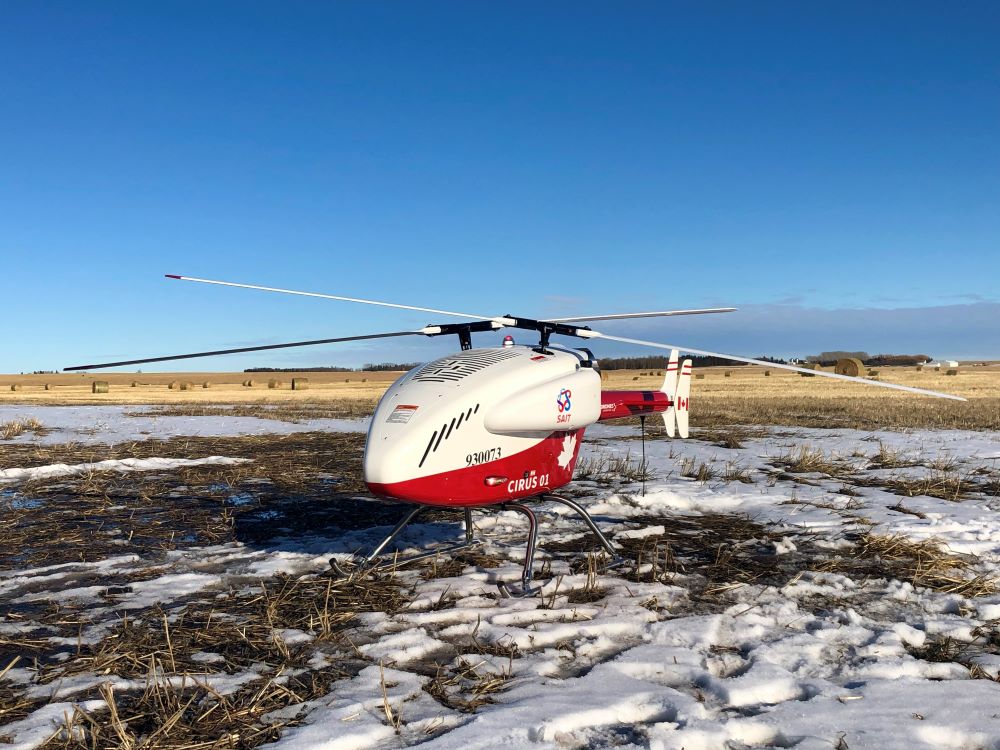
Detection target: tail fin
<box><xmin>675</xmin><ymin>359</ymin><xmax>692</xmax><ymax>438</ymax></box>
<box><xmin>661</xmin><ymin>349</ymin><xmax>679</xmax><ymax>437</ymax></box>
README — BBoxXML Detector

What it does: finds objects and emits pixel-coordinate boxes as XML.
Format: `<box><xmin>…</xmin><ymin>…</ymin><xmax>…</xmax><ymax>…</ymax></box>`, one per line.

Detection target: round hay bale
<box><xmin>291</xmin><ymin>378</ymin><xmax>309</xmax><ymax>391</ymax></box>
<box><xmin>915</xmin><ymin>365</ymin><xmax>923</xmax><ymax>372</ymax></box>
<box><xmin>835</xmin><ymin>358</ymin><xmax>865</xmax><ymax>377</ymax></box>
<box><xmin>44</xmin><ymin>383</ymin><xmax>52</xmax><ymax>391</ymax></box>
<box><xmin>179</xmin><ymin>382</ymin><xmax>195</xmax><ymax>391</ymax></box>
<box><xmin>657</xmin><ymin>371</ymin><xmax>663</xmax><ymax>376</ymax></box>
<box><xmin>267</xmin><ymin>379</ymin><xmax>281</xmax><ymax>389</ymax></box>
<box><xmin>724</xmin><ymin>371</ymin><xmax>732</xmax><ymax>377</ymax></box>
<box><xmin>344</xmin><ymin>378</ymin><xmax>350</xmax><ymax>383</ymax></box>
<box><xmin>799</xmin><ymin>363</ymin><xmax>819</xmax><ymax>377</ymax></box>
<box><xmin>695</xmin><ymin>373</ymin><xmax>705</xmax><ymax>380</ymax></box>
<box><xmin>10</xmin><ymin>384</ymin><xmax>21</xmax><ymax>391</ymax></box>
<box><xmin>632</xmin><ymin>376</ymin><xmax>639</xmax><ymax>381</ymax></box>
<box><xmin>362</xmin><ymin>378</ymin><xmax>367</xmax><ymax>383</ymax></box>
<box><xmin>131</xmin><ymin>381</ymin><xmax>139</xmax><ymax>387</ymax></box>
<box><xmin>244</xmin><ymin>380</ymin><xmax>254</xmax><ymax>387</ymax></box>
<box><xmin>202</xmin><ymin>382</ymin><xmax>210</xmax><ymax>389</ymax></box>
<box><xmin>764</xmin><ymin>370</ymin><xmax>771</xmax><ymax>377</ymax></box>
<box><xmin>168</xmin><ymin>381</ymin><xmax>179</xmax><ymax>390</ymax></box>
<box><xmin>946</xmin><ymin>368</ymin><xmax>959</xmax><ymax>376</ymax></box>
<box><xmin>92</xmin><ymin>381</ymin><xmax>109</xmax><ymax>394</ymax></box>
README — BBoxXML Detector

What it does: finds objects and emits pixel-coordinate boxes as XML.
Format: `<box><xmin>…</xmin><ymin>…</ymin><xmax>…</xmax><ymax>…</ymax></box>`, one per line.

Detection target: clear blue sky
<box><xmin>3</xmin><ymin>2</ymin><xmax>998</xmax><ymax>372</ymax></box>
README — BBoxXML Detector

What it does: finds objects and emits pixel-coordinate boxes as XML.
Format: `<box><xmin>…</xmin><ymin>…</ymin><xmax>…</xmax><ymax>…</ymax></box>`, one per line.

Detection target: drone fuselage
<box><xmin>363</xmin><ymin>345</ymin><xmax>672</xmax><ymax>506</ymax></box>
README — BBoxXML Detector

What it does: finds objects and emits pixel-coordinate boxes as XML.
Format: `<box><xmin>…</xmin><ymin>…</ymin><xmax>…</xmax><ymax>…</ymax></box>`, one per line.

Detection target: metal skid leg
<box><xmin>329</xmin><ymin>505</ymin><xmax>481</xmax><ymax>578</ymax></box>
<box><xmin>543</xmin><ymin>493</ymin><xmax>627</xmax><ymax>568</ymax></box>
<box><xmin>497</xmin><ymin>503</ymin><xmax>540</xmax><ymax>597</ymax></box>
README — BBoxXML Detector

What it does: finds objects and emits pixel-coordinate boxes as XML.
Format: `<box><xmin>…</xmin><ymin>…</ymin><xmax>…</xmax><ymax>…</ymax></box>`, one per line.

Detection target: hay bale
<box><xmin>916</xmin><ymin>365</ymin><xmax>923</xmax><ymax>372</ymax></box>
<box><xmin>946</xmin><ymin>368</ymin><xmax>959</xmax><ymax>376</ymax></box>
<box><xmin>657</xmin><ymin>371</ymin><xmax>663</xmax><ymax>376</ymax></box>
<box><xmin>92</xmin><ymin>381</ymin><xmax>109</xmax><ymax>394</ymax></box>
<box><xmin>764</xmin><ymin>370</ymin><xmax>770</xmax><ymax>377</ymax></box>
<box><xmin>632</xmin><ymin>376</ymin><xmax>639</xmax><ymax>381</ymax></box>
<box><xmin>179</xmin><ymin>382</ymin><xmax>195</xmax><ymax>391</ymax></box>
<box><xmin>292</xmin><ymin>378</ymin><xmax>309</xmax><ymax>391</ymax></box>
<box><xmin>202</xmin><ymin>382</ymin><xmax>210</xmax><ymax>389</ymax></box>
<box><xmin>44</xmin><ymin>384</ymin><xmax>52</xmax><ymax>391</ymax></box>
<box><xmin>131</xmin><ymin>381</ymin><xmax>139</xmax><ymax>387</ymax></box>
<box><xmin>362</xmin><ymin>378</ymin><xmax>368</xmax><ymax>383</ymax></box>
<box><xmin>695</xmin><ymin>373</ymin><xmax>705</xmax><ymax>380</ymax></box>
<box><xmin>835</xmin><ymin>358</ymin><xmax>865</xmax><ymax>377</ymax></box>
<box><xmin>243</xmin><ymin>380</ymin><xmax>254</xmax><ymax>387</ymax></box>
<box><xmin>168</xmin><ymin>381</ymin><xmax>179</xmax><ymax>390</ymax></box>
<box><xmin>268</xmin><ymin>379</ymin><xmax>281</xmax><ymax>389</ymax></box>
<box><xmin>724</xmin><ymin>371</ymin><xmax>731</xmax><ymax>378</ymax></box>
<box><xmin>10</xmin><ymin>384</ymin><xmax>21</xmax><ymax>391</ymax></box>
<box><xmin>799</xmin><ymin>363</ymin><xmax>819</xmax><ymax>377</ymax></box>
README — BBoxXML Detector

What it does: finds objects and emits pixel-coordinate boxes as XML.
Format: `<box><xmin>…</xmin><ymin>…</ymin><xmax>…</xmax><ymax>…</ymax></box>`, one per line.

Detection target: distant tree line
<box><xmin>362</xmin><ymin>362</ymin><xmax>423</xmax><ymax>372</ymax></box>
<box><xmin>595</xmin><ymin>354</ymin><xmax>788</xmax><ymax>369</ymax></box>
<box><xmin>244</xmin><ymin>351</ymin><xmax>930</xmax><ymax>374</ymax></box>
<box><xmin>244</xmin><ymin>362</ymin><xmax>420</xmax><ymax>373</ymax></box>
<box><xmin>804</xmin><ymin>351</ymin><xmax>931</xmax><ymax>366</ymax></box>
<box><xmin>245</xmin><ymin>366</ymin><xmax>353</xmax><ymax>373</ymax></box>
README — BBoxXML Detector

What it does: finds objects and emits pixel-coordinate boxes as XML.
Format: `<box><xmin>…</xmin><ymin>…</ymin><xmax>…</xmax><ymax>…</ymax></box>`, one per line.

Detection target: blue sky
<box><xmin>2</xmin><ymin>2</ymin><xmax>998</xmax><ymax>372</ymax></box>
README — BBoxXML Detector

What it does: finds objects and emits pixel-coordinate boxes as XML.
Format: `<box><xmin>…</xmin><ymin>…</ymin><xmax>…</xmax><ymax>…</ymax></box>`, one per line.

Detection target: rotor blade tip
<box><xmin>164</xmin><ymin>274</ymin><xmax>181</xmax><ymax>279</ymax></box>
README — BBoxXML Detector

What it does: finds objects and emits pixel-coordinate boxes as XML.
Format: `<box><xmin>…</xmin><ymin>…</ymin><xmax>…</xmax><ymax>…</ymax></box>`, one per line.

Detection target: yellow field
<box><xmin>0</xmin><ymin>370</ymin><xmax>401</xmax><ymax>405</ymax></box>
<box><xmin>2</xmin><ymin>363</ymin><xmax>998</xmax><ymax>430</ymax></box>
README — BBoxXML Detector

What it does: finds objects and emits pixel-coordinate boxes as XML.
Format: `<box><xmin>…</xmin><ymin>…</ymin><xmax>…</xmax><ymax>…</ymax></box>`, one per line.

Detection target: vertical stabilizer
<box><xmin>675</xmin><ymin>359</ymin><xmax>692</xmax><ymax>438</ymax></box>
<box><xmin>662</xmin><ymin>349</ymin><xmax>679</xmax><ymax>437</ymax></box>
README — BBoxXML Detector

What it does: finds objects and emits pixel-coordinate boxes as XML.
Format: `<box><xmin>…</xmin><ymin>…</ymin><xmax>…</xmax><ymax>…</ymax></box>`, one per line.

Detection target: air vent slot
<box><xmin>418</xmin><ymin>404</ymin><xmax>479</xmax><ymax>467</ymax></box>
<box><xmin>413</xmin><ymin>349</ymin><xmax>520</xmax><ymax>383</ymax></box>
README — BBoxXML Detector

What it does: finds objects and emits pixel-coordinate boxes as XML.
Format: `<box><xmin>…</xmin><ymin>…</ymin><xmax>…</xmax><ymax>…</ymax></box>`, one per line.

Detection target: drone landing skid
<box><xmin>327</xmin><ymin>506</ymin><xmax>480</xmax><ymax>578</ymax></box>
<box><xmin>329</xmin><ymin>494</ymin><xmax>626</xmax><ymax>598</ymax></box>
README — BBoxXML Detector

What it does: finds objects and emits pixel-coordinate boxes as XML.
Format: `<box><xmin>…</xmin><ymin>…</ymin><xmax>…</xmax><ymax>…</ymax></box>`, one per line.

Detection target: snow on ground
<box><xmin>0</xmin><ymin>455</ymin><xmax>251</xmax><ymax>483</ymax></box>
<box><xmin>0</xmin><ymin>404</ymin><xmax>367</xmax><ymax>444</ymax></box>
<box><xmin>3</xmin><ymin>406</ymin><xmax>1000</xmax><ymax>749</ymax></box>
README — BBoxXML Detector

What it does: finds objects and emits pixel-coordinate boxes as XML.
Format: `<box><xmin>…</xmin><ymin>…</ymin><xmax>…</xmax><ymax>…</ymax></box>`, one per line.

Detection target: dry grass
<box><xmin>1</xmin><ymin>417</ymin><xmax>45</xmax><ymax>440</ymax></box>
<box><xmin>770</xmin><ymin>445</ymin><xmax>849</xmax><ymax>476</ymax></box>
<box><xmin>819</xmin><ymin>533</ymin><xmax>998</xmax><ymax>598</ymax></box>
<box><xmin>125</xmin><ymin>399</ymin><xmax>378</xmax><ymax>423</ymax></box>
<box><xmin>574</xmin><ymin>452</ymin><xmax>653</xmax><ymax>484</ymax></box>
<box><xmin>32</xmin><ymin>575</ymin><xmax>407</xmax><ymax>750</ymax></box>
<box><xmin>601</xmin><ymin>365</ymin><xmax>1000</xmax><ymax>431</ymax></box>
<box><xmin>5</xmin><ymin>363</ymin><xmax>999</xmax><ymax>429</ymax></box>
<box><xmin>0</xmin><ymin>370</ymin><xmax>401</xmax><ymax>406</ymax></box>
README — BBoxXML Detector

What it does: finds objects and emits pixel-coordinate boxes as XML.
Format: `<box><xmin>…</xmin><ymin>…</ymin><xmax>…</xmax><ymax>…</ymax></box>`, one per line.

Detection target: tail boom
<box><xmin>599</xmin><ymin>390</ymin><xmax>672</xmax><ymax>421</ymax></box>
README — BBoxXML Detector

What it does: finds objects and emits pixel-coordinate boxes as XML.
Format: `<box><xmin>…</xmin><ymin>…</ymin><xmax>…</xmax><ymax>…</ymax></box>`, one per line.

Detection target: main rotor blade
<box><xmin>64</xmin><ymin>329</ymin><xmax>434</xmax><ymax>371</ymax></box>
<box><xmin>166</xmin><ymin>274</ymin><xmax>495</xmax><ymax>321</ymax></box>
<box><xmin>580</xmin><ymin>331</ymin><xmax>967</xmax><ymax>402</ymax></box>
<box><xmin>546</xmin><ymin>307</ymin><xmax>737</xmax><ymax>323</ymax></box>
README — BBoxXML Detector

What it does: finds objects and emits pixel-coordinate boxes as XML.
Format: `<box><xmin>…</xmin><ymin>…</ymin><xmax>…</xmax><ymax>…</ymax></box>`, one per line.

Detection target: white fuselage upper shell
<box><xmin>363</xmin><ymin>346</ymin><xmax>601</xmax><ymax>486</ymax></box>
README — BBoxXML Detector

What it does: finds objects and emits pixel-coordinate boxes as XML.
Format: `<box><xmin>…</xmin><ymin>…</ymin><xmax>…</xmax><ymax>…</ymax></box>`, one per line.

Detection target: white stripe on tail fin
<box><xmin>661</xmin><ymin>349</ymin><xmax>679</xmax><ymax>437</ymax></box>
<box><xmin>675</xmin><ymin>359</ymin><xmax>692</xmax><ymax>438</ymax></box>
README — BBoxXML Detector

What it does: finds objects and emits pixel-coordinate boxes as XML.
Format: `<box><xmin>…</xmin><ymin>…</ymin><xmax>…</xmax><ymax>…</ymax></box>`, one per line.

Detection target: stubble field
<box><xmin>2</xmin><ymin>364</ymin><xmax>1000</xmax><ymax>749</ymax></box>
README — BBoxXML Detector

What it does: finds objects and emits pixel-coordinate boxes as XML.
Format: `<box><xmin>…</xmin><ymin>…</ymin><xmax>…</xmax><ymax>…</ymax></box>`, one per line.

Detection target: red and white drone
<box><xmin>69</xmin><ymin>276</ymin><xmax>963</xmax><ymax>595</ymax></box>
